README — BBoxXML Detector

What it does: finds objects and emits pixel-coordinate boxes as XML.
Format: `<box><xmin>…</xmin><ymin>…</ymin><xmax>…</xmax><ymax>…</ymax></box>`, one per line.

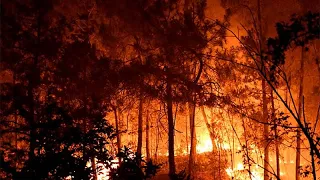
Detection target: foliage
<box><xmin>267</xmin><ymin>11</ymin><xmax>320</xmax><ymax>82</ymax></box>
<box><xmin>170</xmin><ymin>169</ymin><xmax>191</xmax><ymax>180</ymax></box>
<box><xmin>110</xmin><ymin>146</ymin><xmax>160</xmax><ymax>180</ymax></box>
<box><xmin>0</xmin><ymin>100</ymin><xmax>115</xmax><ymax>180</ymax></box>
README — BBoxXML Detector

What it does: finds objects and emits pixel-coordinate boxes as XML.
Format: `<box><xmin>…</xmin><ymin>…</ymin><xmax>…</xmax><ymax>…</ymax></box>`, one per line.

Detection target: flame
<box><xmin>196</xmin><ymin>138</ymin><xmax>213</xmax><ymax>153</ymax></box>
<box><xmin>225</xmin><ymin>163</ymin><xmax>263</xmax><ymax>180</ymax></box>
<box><xmin>85</xmin><ymin>158</ymin><xmax>119</xmax><ymax>180</ymax></box>
<box><xmin>195</xmin><ymin>124</ymin><xmax>267</xmax><ymax>180</ymax></box>
<box><xmin>195</xmin><ymin>133</ymin><xmax>234</xmax><ymax>154</ymax></box>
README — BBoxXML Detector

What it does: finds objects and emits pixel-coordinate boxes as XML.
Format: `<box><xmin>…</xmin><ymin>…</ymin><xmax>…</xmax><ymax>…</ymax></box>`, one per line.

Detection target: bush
<box><xmin>110</xmin><ymin>147</ymin><xmax>160</xmax><ymax>180</ymax></box>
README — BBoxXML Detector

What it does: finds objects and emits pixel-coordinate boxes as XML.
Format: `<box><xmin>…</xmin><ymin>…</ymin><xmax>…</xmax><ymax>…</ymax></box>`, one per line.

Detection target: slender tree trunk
<box><xmin>184</xmin><ymin>0</ymin><xmax>192</xmax><ymax>162</ymax></box>
<box><xmin>310</xmin><ymin>148</ymin><xmax>317</xmax><ymax>180</ymax></box>
<box><xmin>83</xmin><ymin>55</ymin><xmax>97</xmax><ymax>180</ymax></box>
<box><xmin>271</xmin><ymin>91</ymin><xmax>280</xmax><ymax>178</ymax></box>
<box><xmin>296</xmin><ymin>46</ymin><xmax>305</xmax><ymax>180</ymax></box>
<box><xmin>146</xmin><ymin>110</ymin><xmax>150</xmax><ymax>161</ymax></box>
<box><xmin>218</xmin><ymin>148</ymin><xmax>221</xmax><ymax>180</ymax></box>
<box><xmin>155</xmin><ymin>111</ymin><xmax>159</xmax><ymax>162</ymax></box>
<box><xmin>296</xmin><ymin>103</ymin><xmax>301</xmax><ymax>178</ymax></box>
<box><xmin>201</xmin><ymin>106</ymin><xmax>216</xmax><ymax>152</ymax></box>
<box><xmin>113</xmin><ymin>107</ymin><xmax>121</xmax><ymax>154</ymax></box>
<box><xmin>188</xmin><ymin>102</ymin><xmax>197</xmax><ymax>177</ymax></box>
<box><xmin>186</xmin><ymin>114</ymin><xmax>188</xmax><ymax>154</ymax></box>
<box><xmin>262</xmin><ymin>79</ymin><xmax>269</xmax><ymax>180</ymax></box>
<box><xmin>242</xmin><ymin>120</ymin><xmax>253</xmax><ymax>180</ymax></box>
<box><xmin>155</xmin><ymin>105</ymin><xmax>161</xmax><ymax>162</ymax></box>
<box><xmin>137</xmin><ymin>95</ymin><xmax>143</xmax><ymax>161</ymax></box>
<box><xmin>231</xmin><ymin>115</ymin><xmax>235</xmax><ymax>173</ymax></box>
<box><xmin>256</xmin><ymin>0</ymin><xmax>270</xmax><ymax>178</ymax></box>
<box><xmin>86</xmin><ymin>84</ymin><xmax>97</xmax><ymax>180</ymax></box>
<box><xmin>315</xmin><ymin>48</ymin><xmax>320</xmax><ymax>76</ymax></box>
<box><xmin>166</xmin><ymin>77</ymin><xmax>176</xmax><ymax>178</ymax></box>
<box><xmin>276</xmin><ymin>135</ymin><xmax>280</xmax><ymax>179</ymax></box>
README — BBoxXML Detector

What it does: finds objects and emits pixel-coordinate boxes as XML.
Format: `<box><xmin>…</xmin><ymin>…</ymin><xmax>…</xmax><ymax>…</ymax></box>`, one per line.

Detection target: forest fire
<box><xmin>1</xmin><ymin>0</ymin><xmax>319</xmax><ymax>180</ymax></box>
<box><xmin>196</xmin><ymin>137</ymin><xmax>213</xmax><ymax>154</ymax></box>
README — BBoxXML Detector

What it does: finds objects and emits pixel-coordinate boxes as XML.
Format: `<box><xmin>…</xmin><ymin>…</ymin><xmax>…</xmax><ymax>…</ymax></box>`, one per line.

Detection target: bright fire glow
<box><xmin>195</xmin><ymin>134</ymin><xmax>233</xmax><ymax>154</ymax></box>
<box><xmin>196</xmin><ymin>138</ymin><xmax>213</xmax><ymax>153</ymax></box>
<box><xmin>85</xmin><ymin>158</ymin><xmax>119</xmax><ymax>180</ymax></box>
<box><xmin>225</xmin><ymin>163</ymin><xmax>263</xmax><ymax>180</ymax></box>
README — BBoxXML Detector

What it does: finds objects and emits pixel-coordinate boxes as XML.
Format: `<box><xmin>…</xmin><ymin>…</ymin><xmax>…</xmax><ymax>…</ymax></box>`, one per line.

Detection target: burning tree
<box><xmin>215</xmin><ymin>6</ymin><xmax>320</xmax><ymax>179</ymax></box>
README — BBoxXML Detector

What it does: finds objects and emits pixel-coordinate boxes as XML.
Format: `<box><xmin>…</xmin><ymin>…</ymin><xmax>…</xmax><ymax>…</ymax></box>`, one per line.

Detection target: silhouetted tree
<box><xmin>0</xmin><ymin>99</ymin><xmax>115</xmax><ymax>179</ymax></box>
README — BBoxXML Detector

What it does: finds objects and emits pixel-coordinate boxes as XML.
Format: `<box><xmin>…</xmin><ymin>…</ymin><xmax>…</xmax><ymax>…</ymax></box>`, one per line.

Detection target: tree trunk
<box><xmin>256</xmin><ymin>0</ymin><xmax>270</xmax><ymax>178</ymax></box>
<box><xmin>155</xmin><ymin>105</ymin><xmax>161</xmax><ymax>162</ymax></box>
<box><xmin>113</xmin><ymin>107</ymin><xmax>121</xmax><ymax>155</ymax></box>
<box><xmin>188</xmin><ymin>102</ymin><xmax>197</xmax><ymax>177</ymax></box>
<box><xmin>296</xmin><ymin>46</ymin><xmax>305</xmax><ymax>180</ymax></box>
<box><xmin>271</xmin><ymin>91</ymin><xmax>280</xmax><ymax>179</ymax></box>
<box><xmin>201</xmin><ymin>106</ymin><xmax>216</xmax><ymax>152</ymax></box>
<box><xmin>166</xmin><ymin>77</ymin><xmax>176</xmax><ymax>178</ymax></box>
<box><xmin>242</xmin><ymin>119</ymin><xmax>253</xmax><ymax>180</ymax></box>
<box><xmin>186</xmin><ymin>114</ymin><xmax>188</xmax><ymax>154</ymax></box>
<box><xmin>146</xmin><ymin>110</ymin><xmax>150</xmax><ymax>161</ymax></box>
<box><xmin>84</xmin><ymin>54</ymin><xmax>97</xmax><ymax>180</ymax></box>
<box><xmin>137</xmin><ymin>95</ymin><xmax>143</xmax><ymax>161</ymax></box>
<box><xmin>315</xmin><ymin>44</ymin><xmax>320</xmax><ymax>76</ymax></box>
<box><xmin>262</xmin><ymin>79</ymin><xmax>269</xmax><ymax>180</ymax></box>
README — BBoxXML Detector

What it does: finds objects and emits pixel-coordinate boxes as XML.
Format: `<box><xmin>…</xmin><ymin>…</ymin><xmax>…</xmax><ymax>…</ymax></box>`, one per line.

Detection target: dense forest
<box><xmin>0</xmin><ymin>0</ymin><xmax>319</xmax><ymax>180</ymax></box>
